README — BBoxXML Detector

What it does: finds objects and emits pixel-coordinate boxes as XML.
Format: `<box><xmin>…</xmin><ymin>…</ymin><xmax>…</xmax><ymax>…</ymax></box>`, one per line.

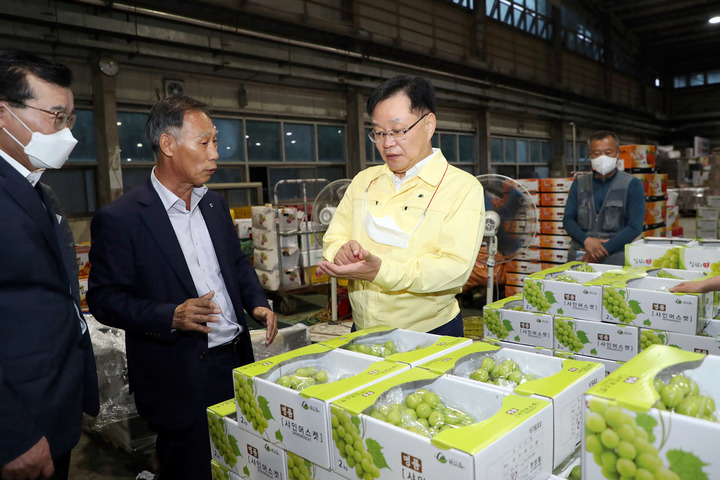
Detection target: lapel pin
<box><xmin>209</xmin><ymin>203</ymin><xmax>214</xmax><ymax>208</ymax></box>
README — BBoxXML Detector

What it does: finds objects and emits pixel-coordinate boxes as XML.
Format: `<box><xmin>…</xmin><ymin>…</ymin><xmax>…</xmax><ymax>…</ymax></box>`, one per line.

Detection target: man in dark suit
<box><xmin>0</xmin><ymin>49</ymin><xmax>99</xmax><ymax>480</ymax></box>
<box><xmin>87</xmin><ymin>95</ymin><xmax>278</xmax><ymax>480</ymax></box>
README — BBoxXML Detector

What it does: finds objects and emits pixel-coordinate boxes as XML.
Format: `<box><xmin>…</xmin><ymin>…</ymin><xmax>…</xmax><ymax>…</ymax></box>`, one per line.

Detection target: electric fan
<box><xmin>310</xmin><ymin>179</ymin><xmax>351</xmax><ymax>322</ymax></box>
<box><xmin>476</xmin><ymin>174</ymin><xmax>538</xmax><ymax>304</ymax></box>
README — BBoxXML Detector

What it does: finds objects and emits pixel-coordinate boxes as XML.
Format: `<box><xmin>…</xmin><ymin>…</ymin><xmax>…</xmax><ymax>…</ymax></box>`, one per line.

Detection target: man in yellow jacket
<box><xmin>318</xmin><ymin>75</ymin><xmax>485</xmax><ymax>335</ymax></box>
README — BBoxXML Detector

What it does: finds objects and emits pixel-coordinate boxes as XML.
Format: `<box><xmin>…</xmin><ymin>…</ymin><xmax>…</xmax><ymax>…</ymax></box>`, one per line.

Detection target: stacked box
<box><xmin>632</xmin><ymin>173</ymin><xmax>667</xmax><ymax>197</ymax></box>
<box><xmin>697</xmin><ymin>206</ymin><xmax>719</xmax><ymax>239</ymax></box>
<box><xmin>417</xmin><ymin>342</ymin><xmax>603</xmax><ymax>469</ymax></box>
<box><xmin>681</xmin><ymin>240</ymin><xmax>720</xmax><ymax>272</ymax></box>
<box><xmin>553</xmin><ymin>317</ymin><xmax>639</xmax><ymax>361</ymax></box>
<box><xmin>624</xmin><ymin>237</ymin><xmax>693</xmax><ymax>268</ymax></box>
<box><xmin>640</xmin><ymin>320</ymin><xmax>720</xmax><ymax>356</ymax></box>
<box><xmin>318</xmin><ymin>326</ymin><xmax>472</xmax><ymax>367</ymax></box>
<box><xmin>232</xmin><ymin>343</ymin><xmax>410</xmax><ymax>468</ymax></box>
<box><xmin>583</xmin><ymin>346</ymin><xmax>720</xmax><ymax>480</ymax></box>
<box><xmin>251</xmin><ymin>205</ymin><xmax>300</xmax><ymax>232</ymax></box>
<box><xmin>482</xmin><ymin>294</ymin><xmax>554</xmax><ymax>348</ymax></box>
<box><xmin>329</xmin><ymin>367</ymin><xmax>554</xmax><ymax>480</ymax></box>
<box><xmin>619</xmin><ymin>144</ymin><xmax>656</xmax><ymax>170</ymax></box>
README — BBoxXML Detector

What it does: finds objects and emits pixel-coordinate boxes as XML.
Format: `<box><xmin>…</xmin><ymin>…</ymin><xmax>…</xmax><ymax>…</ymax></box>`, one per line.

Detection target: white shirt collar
<box><xmin>0</xmin><ymin>148</ymin><xmax>45</xmax><ymax>186</ymax></box>
<box><xmin>150</xmin><ymin>166</ymin><xmax>208</xmax><ymax>213</ymax></box>
<box><xmin>393</xmin><ymin>148</ymin><xmax>436</xmax><ymax>190</ymax></box>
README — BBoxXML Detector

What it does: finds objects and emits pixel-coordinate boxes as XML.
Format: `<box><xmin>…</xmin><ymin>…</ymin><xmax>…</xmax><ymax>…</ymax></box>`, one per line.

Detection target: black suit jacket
<box><xmin>0</xmin><ymin>157</ymin><xmax>99</xmax><ymax>464</ymax></box>
<box><xmin>87</xmin><ymin>179</ymin><xmax>268</xmax><ymax>429</ymax></box>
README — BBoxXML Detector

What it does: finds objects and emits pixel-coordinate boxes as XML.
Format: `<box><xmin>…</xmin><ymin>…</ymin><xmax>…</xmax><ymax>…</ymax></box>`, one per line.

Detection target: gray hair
<box><xmin>587</xmin><ymin>130</ymin><xmax>620</xmax><ymax>150</ymax></box>
<box><xmin>145</xmin><ymin>95</ymin><xmax>212</xmax><ymax>156</ymax></box>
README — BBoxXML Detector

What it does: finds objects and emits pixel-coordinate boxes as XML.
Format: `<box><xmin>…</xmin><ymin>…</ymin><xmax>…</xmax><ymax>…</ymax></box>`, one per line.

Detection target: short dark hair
<box><xmin>366</xmin><ymin>76</ymin><xmax>436</xmax><ymax>117</ymax></box>
<box><xmin>587</xmin><ymin>130</ymin><xmax>620</xmax><ymax>150</ymax></box>
<box><xmin>0</xmin><ymin>49</ymin><xmax>73</xmax><ymax>107</ymax></box>
<box><xmin>145</xmin><ymin>95</ymin><xmax>213</xmax><ymax>156</ymax></box>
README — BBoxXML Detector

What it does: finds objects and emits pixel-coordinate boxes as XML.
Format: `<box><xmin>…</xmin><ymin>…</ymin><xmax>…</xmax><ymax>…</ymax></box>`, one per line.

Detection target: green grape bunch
<box><xmin>346</xmin><ymin>340</ymin><xmax>398</xmax><ymax>358</ymax></box>
<box><xmin>653</xmin><ymin>374</ymin><xmax>717</xmax><ymax>422</ymax></box>
<box><xmin>711</xmin><ymin>261</ymin><xmax>720</xmax><ymax>275</ymax></box>
<box><xmin>207</xmin><ymin>412</ymin><xmax>237</xmax><ymax>468</ymax></box>
<box><xmin>524</xmin><ymin>280</ymin><xmax>550</xmax><ymax>312</ymax></box>
<box><xmin>210</xmin><ymin>461</ymin><xmax>230</xmax><ymax>480</ymax></box>
<box><xmin>555</xmin><ymin>273</ymin><xmax>579</xmax><ymax>283</ymax></box>
<box><xmin>555</xmin><ymin>318</ymin><xmax>584</xmax><ymax>352</ymax></box>
<box><xmin>656</xmin><ymin>270</ymin><xmax>681</xmax><ymax>280</ymax></box>
<box><xmin>330</xmin><ymin>405</ymin><xmax>381</xmax><ymax>480</ymax></box>
<box><xmin>234</xmin><ymin>374</ymin><xmax>268</xmax><ymax>434</ymax></box>
<box><xmin>468</xmin><ymin>356</ymin><xmax>537</xmax><ymax>387</ymax></box>
<box><xmin>603</xmin><ymin>287</ymin><xmax>637</xmax><ymax>324</ymax></box>
<box><xmin>652</xmin><ymin>248</ymin><xmax>680</xmax><ymax>269</ymax></box>
<box><xmin>640</xmin><ymin>330</ymin><xmax>664</xmax><ymax>350</ymax></box>
<box><xmin>276</xmin><ymin>366</ymin><xmax>329</xmax><ymax>391</ymax></box>
<box><xmin>575</xmin><ymin>264</ymin><xmax>596</xmax><ymax>273</ymax></box>
<box><xmin>367</xmin><ymin>388</ymin><xmax>474</xmax><ymax>440</ymax></box>
<box><xmin>287</xmin><ymin>452</ymin><xmax>313</xmax><ymax>480</ymax></box>
<box><xmin>484</xmin><ymin>308</ymin><xmax>509</xmax><ymax>339</ymax></box>
<box><xmin>585</xmin><ymin>397</ymin><xmax>680</xmax><ymax>480</ymax></box>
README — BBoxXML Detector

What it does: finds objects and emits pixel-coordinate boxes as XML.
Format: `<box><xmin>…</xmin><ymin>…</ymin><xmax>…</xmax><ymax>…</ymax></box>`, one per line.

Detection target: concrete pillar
<box><xmin>91</xmin><ymin>58</ymin><xmax>123</xmax><ymax>207</ymax></box>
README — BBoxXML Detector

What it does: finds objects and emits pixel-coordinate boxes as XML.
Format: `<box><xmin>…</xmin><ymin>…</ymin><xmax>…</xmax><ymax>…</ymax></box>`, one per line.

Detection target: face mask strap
<box><xmin>1</xmin><ymin>102</ymin><xmax>32</xmax><ymax>148</ymax></box>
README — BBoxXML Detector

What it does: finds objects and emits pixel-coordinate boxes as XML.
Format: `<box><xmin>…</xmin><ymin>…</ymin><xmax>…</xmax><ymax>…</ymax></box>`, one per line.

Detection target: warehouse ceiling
<box><xmin>582</xmin><ymin>0</ymin><xmax>720</xmax><ymax>74</ymax></box>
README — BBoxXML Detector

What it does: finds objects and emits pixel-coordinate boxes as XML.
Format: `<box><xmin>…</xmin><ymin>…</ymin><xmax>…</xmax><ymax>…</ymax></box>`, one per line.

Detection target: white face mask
<box><xmin>591</xmin><ymin>155</ymin><xmax>618</xmax><ymax>176</ymax></box>
<box><xmin>2</xmin><ymin>103</ymin><xmax>77</xmax><ymax>169</ymax></box>
<box><xmin>362</xmin><ymin>187</ymin><xmax>425</xmax><ymax>248</ymax></box>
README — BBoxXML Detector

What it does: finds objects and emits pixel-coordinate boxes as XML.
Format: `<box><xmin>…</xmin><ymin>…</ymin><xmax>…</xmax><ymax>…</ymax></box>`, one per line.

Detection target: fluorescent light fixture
<box><xmin>710</xmin><ymin>16</ymin><xmax>720</xmax><ymax>24</ymax></box>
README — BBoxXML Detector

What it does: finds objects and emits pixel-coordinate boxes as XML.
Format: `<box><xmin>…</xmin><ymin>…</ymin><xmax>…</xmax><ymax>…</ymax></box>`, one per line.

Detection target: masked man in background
<box><xmin>318</xmin><ymin>75</ymin><xmax>485</xmax><ymax>335</ymax></box>
<box><xmin>563</xmin><ymin>130</ymin><xmax>645</xmax><ymax>265</ymax></box>
<box><xmin>0</xmin><ymin>49</ymin><xmax>99</xmax><ymax>480</ymax></box>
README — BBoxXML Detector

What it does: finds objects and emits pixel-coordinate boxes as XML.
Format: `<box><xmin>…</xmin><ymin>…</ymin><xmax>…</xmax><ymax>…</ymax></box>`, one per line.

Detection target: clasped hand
<box><xmin>316</xmin><ymin>240</ymin><xmax>381</xmax><ymax>282</ymax></box>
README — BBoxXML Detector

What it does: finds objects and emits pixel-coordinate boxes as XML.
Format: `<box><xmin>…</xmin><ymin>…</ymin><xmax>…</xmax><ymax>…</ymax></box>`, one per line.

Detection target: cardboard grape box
<box><xmin>640</xmin><ymin>320</ymin><xmax>720</xmax><ymax>356</ymax></box>
<box><xmin>224</xmin><ymin>415</ymin><xmax>345</xmax><ymax>479</ymax></box>
<box><xmin>507</xmin><ymin>272</ymin><xmax>529</xmax><ymax>286</ymax></box>
<box><xmin>539</xmin><ymin>193</ymin><xmax>568</xmax><ymax>207</ymax></box>
<box><xmin>680</xmin><ymin>243</ymin><xmax>720</xmax><ymax>272</ymax></box>
<box><xmin>482</xmin><ymin>338</ymin><xmax>555</xmax><ymax>356</ymax></box>
<box><xmin>329</xmin><ymin>367</ymin><xmax>553</xmax><ymax>480</ymax></box>
<box><xmin>539</xmin><ymin>221</ymin><xmax>566</xmax><ymax>235</ymax></box>
<box><xmin>232</xmin><ymin>344</ymin><xmax>409</xmax><ymax>468</ymax></box>
<box><xmin>208</xmin><ymin>399</ymin><xmax>242</xmax><ymax>472</ymax></box>
<box><xmin>553</xmin><ymin>317</ymin><xmax>639</xmax><ymax>361</ymax></box>
<box><xmin>583</xmin><ymin>345</ymin><xmax>720</xmax><ymax>480</ymax></box>
<box><xmin>538</xmin><ymin>206</ymin><xmax>565</xmax><ymax>221</ymax></box>
<box><xmin>522</xmin><ymin>262</ymin><xmax>630</xmax><ymax>321</ymax></box>
<box><xmin>506</xmin><ymin>260</ymin><xmax>544</xmax><ymax>274</ymax></box>
<box><xmin>571</xmin><ymin>354</ymin><xmax>623</xmax><ymax>377</ymax></box>
<box><xmin>516</xmin><ymin>178</ymin><xmax>540</xmax><ymax>192</ymax></box>
<box><xmin>538</xmin><ymin>248</ymin><xmax>570</xmax><ymax>263</ymax></box>
<box><xmin>537</xmin><ymin>234</ymin><xmax>572</xmax><ymax>249</ymax></box>
<box><xmin>539</xmin><ymin>178</ymin><xmax>574</xmax><ymax>193</ymax></box>
<box><xmin>252</xmin><ymin>228</ymin><xmax>299</xmax><ymax>250</ymax></box>
<box><xmin>251</xmin><ymin>205</ymin><xmax>300</xmax><ymax>232</ymax></box>
<box><xmin>516</xmin><ymin>247</ymin><xmax>540</xmax><ymax>261</ymax></box>
<box><xmin>483</xmin><ymin>294</ymin><xmax>554</xmax><ymax>348</ymax></box>
<box><xmin>318</xmin><ymin>326</ymin><xmax>471</xmax><ymax>367</ymax></box>
<box><xmin>624</xmin><ymin>237</ymin><xmax>693</xmax><ymax>268</ymax></box>
<box><xmin>505</xmin><ymin>284</ymin><xmax>523</xmax><ymax>296</ymax></box>
<box><xmin>418</xmin><ymin>342</ymin><xmax>603</xmax><ymax>469</ymax></box>
<box><xmin>601</xmin><ymin>276</ymin><xmax>714</xmax><ymax>335</ymax></box>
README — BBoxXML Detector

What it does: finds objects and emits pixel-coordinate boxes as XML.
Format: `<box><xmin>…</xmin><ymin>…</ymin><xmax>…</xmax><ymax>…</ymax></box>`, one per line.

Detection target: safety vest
<box><xmin>570</xmin><ymin>170</ymin><xmax>633</xmax><ymax>251</ymax></box>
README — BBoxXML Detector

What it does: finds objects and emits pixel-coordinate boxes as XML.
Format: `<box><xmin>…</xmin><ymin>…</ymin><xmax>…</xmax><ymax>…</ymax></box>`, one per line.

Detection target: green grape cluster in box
<box><xmin>232</xmin><ymin>343</ymin><xmax>409</xmax><ymax>469</ymax></box>
<box><xmin>419</xmin><ymin>341</ymin><xmax>603</xmax><ymax>469</ymax></box>
<box><xmin>583</xmin><ymin>345</ymin><xmax>720</xmax><ymax>480</ymax></box>
<box><xmin>553</xmin><ymin>316</ymin><xmax>639</xmax><ymax>361</ymax></box>
<box><xmin>224</xmin><ymin>413</ymin><xmax>346</xmax><ymax>480</ymax></box>
<box><xmin>601</xmin><ymin>274</ymin><xmax>714</xmax><ymax>335</ymax></box>
<box><xmin>318</xmin><ymin>326</ymin><xmax>472</xmax><ymax>366</ymax></box>
<box><xmin>328</xmin><ymin>367</ymin><xmax>553</xmax><ymax>480</ymax></box>
<box><xmin>522</xmin><ymin>262</ymin><xmax>632</xmax><ymax>321</ymax></box>
<box><xmin>483</xmin><ymin>294</ymin><xmax>554</xmax><ymax>348</ymax></box>
<box><xmin>624</xmin><ymin>237</ymin><xmax>693</xmax><ymax>268</ymax></box>
<box><xmin>210</xmin><ymin>459</ymin><xmax>232</xmax><ymax>480</ymax></box>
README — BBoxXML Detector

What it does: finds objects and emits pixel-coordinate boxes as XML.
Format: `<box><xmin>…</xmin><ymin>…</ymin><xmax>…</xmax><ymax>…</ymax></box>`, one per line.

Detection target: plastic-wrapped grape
<box><xmin>234</xmin><ymin>375</ymin><xmax>268</xmax><ymax>434</ymax></box>
<box><xmin>555</xmin><ymin>273</ymin><xmax>579</xmax><ymax>283</ymax></box>
<box><xmin>652</xmin><ymin>374</ymin><xmax>717</xmax><ymax>422</ymax></box>
<box><xmin>469</xmin><ymin>357</ymin><xmax>530</xmax><ymax>387</ymax></box>
<box><xmin>346</xmin><ymin>340</ymin><xmax>398</xmax><ymax>358</ymax></box>
<box><xmin>575</xmin><ymin>264</ymin><xmax>595</xmax><ymax>273</ymax></box>
<box><xmin>276</xmin><ymin>367</ymin><xmax>329</xmax><ymax>391</ymax></box>
<box><xmin>656</xmin><ymin>270</ymin><xmax>682</xmax><ymax>280</ymax></box>
<box><xmin>555</xmin><ymin>318</ymin><xmax>584</xmax><ymax>352</ymax></box>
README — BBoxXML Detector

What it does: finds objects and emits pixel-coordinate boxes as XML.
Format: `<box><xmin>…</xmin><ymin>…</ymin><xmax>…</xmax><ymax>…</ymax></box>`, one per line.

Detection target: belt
<box><xmin>208</xmin><ymin>335</ymin><xmax>242</xmax><ymax>355</ymax></box>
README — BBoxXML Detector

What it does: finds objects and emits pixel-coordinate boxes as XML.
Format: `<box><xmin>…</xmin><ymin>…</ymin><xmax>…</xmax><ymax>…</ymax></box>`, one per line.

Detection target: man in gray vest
<box><xmin>563</xmin><ymin>130</ymin><xmax>645</xmax><ymax>265</ymax></box>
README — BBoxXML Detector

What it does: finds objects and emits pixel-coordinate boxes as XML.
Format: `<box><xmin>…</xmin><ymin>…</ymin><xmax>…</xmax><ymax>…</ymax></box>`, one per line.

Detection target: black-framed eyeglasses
<box><xmin>21</xmin><ymin>104</ymin><xmax>77</xmax><ymax>130</ymax></box>
<box><xmin>368</xmin><ymin>112</ymin><xmax>430</xmax><ymax>144</ymax></box>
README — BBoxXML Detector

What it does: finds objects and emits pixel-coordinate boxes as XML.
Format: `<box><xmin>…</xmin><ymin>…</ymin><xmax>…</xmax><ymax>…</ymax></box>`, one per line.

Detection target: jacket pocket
<box><xmin>602</xmin><ymin>200</ymin><xmax>625</xmax><ymax>232</ymax></box>
<box><xmin>2</xmin><ymin>351</ymin><xmax>51</xmax><ymax>385</ymax></box>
